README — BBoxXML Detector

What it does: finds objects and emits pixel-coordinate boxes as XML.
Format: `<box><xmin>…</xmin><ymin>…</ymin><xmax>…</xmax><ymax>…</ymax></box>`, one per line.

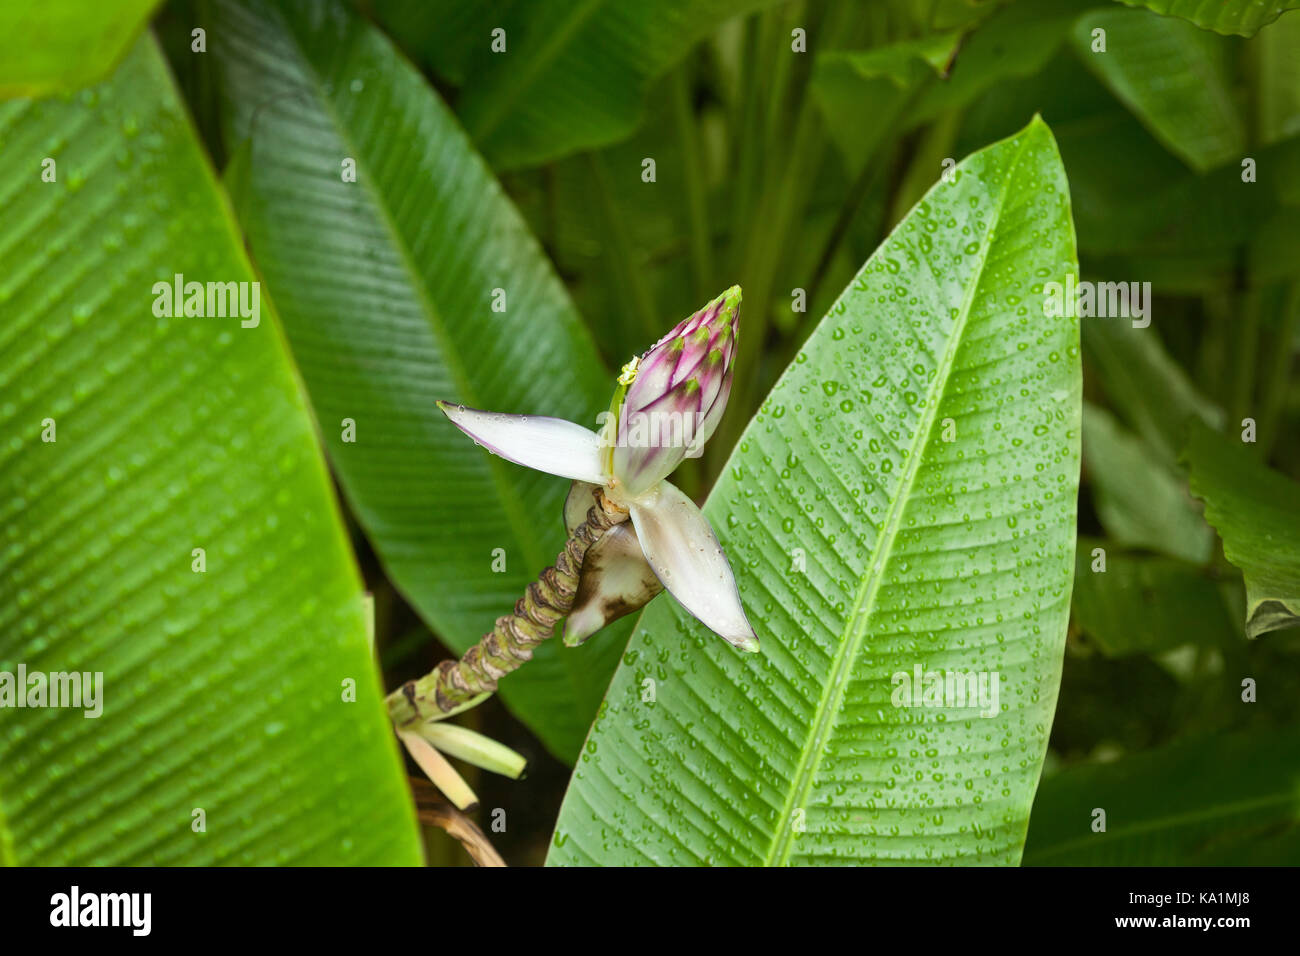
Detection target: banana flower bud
<box><xmin>610</xmin><ymin>286</ymin><xmax>738</xmax><ymax>495</ymax></box>
<box><xmin>438</xmin><ymin>286</ymin><xmax>756</xmax><ymax>652</ymax></box>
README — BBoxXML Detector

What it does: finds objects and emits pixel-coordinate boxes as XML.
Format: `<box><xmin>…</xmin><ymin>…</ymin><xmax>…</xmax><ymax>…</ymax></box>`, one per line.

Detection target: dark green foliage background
<box><xmin>3</xmin><ymin>0</ymin><xmax>1298</xmax><ymax>865</ymax></box>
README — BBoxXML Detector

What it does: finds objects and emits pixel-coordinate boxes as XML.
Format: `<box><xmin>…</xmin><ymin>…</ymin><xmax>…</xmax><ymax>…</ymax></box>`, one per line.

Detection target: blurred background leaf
<box><xmin>1187</xmin><ymin>424</ymin><xmax>1300</xmax><ymax>637</ymax></box>
<box><xmin>1113</xmin><ymin>0</ymin><xmax>1300</xmax><ymax>37</ymax></box>
<box><xmin>1082</xmin><ymin>320</ymin><xmax>1222</xmax><ymax>466</ymax></box>
<box><xmin>1072</xmin><ymin>538</ymin><xmax>1240</xmax><ymax>656</ymax></box>
<box><xmin>1025</xmin><ymin>727</ymin><xmax>1300</xmax><ymax>864</ymax></box>
<box><xmin>209</xmin><ymin>0</ymin><xmax>626</xmax><ymax>764</ymax></box>
<box><xmin>1255</xmin><ymin>10</ymin><xmax>1300</xmax><ymax>140</ymax></box>
<box><xmin>371</xmin><ymin>0</ymin><xmax>786</xmax><ymax>170</ymax></box>
<box><xmin>1073</xmin><ymin>8</ymin><xmax>1245</xmax><ymax>173</ymax></box>
<box><xmin>0</xmin><ymin>36</ymin><xmax>421</xmax><ymax>864</ymax></box>
<box><xmin>362</xmin><ymin>0</ymin><xmax>518</xmax><ymax>87</ymax></box>
<box><xmin>1082</xmin><ymin>403</ymin><xmax>1213</xmax><ymax>562</ymax></box>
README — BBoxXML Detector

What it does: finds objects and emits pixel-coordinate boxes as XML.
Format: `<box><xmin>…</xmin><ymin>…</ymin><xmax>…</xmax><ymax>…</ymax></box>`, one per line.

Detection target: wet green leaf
<box><xmin>0</xmin><ymin>37</ymin><xmax>421</xmax><ymax>864</ymax></box>
<box><xmin>550</xmin><ymin>118</ymin><xmax>1081</xmax><ymax>865</ymax></box>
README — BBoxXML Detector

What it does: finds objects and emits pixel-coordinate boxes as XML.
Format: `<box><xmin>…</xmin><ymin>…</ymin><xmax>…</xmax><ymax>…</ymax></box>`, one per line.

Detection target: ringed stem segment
<box><xmin>387</xmin><ymin>486</ymin><xmax>629</xmax><ymax>728</ymax></box>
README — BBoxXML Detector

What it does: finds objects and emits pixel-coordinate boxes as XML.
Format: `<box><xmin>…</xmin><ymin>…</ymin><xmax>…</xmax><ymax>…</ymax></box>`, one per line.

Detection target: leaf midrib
<box><xmin>265</xmin><ymin>8</ymin><xmax>550</xmax><ymax>577</ymax></box>
<box><xmin>761</xmin><ymin>134</ymin><xmax>1032</xmax><ymax>867</ymax></box>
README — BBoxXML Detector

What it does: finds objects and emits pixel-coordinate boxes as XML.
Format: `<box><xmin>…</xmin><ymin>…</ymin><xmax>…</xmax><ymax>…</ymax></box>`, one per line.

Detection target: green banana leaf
<box><xmin>0</xmin><ymin>36</ymin><xmax>421</xmax><ymax>865</ymax></box>
<box><xmin>209</xmin><ymin>0</ymin><xmax>628</xmax><ymax>763</ymax></box>
<box><xmin>549</xmin><ymin>117</ymin><xmax>1081</xmax><ymax>865</ymax></box>
<box><xmin>0</xmin><ymin>0</ymin><xmax>160</xmax><ymax>98</ymax></box>
<box><xmin>1186</xmin><ymin>424</ymin><xmax>1300</xmax><ymax>638</ymax></box>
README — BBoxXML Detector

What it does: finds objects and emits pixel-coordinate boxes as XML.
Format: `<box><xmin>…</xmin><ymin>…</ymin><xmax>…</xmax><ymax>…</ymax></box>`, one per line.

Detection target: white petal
<box><xmin>563</xmin><ymin>523</ymin><xmax>662</xmax><ymax>646</ymax></box>
<box><xmin>438</xmin><ymin>402</ymin><xmax>607</xmax><ymax>484</ymax></box>
<box><xmin>628</xmin><ymin>481</ymin><xmax>758</xmax><ymax>652</ymax></box>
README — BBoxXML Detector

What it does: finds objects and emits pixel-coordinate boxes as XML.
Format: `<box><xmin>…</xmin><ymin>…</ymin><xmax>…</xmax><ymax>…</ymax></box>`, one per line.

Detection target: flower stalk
<box><xmin>387</xmin><ymin>486</ymin><xmax>628</xmax><ymax>728</ymax></box>
<box><xmin>389</xmin><ymin>287</ymin><xmax>755</xmax><ymax>807</ymax></box>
